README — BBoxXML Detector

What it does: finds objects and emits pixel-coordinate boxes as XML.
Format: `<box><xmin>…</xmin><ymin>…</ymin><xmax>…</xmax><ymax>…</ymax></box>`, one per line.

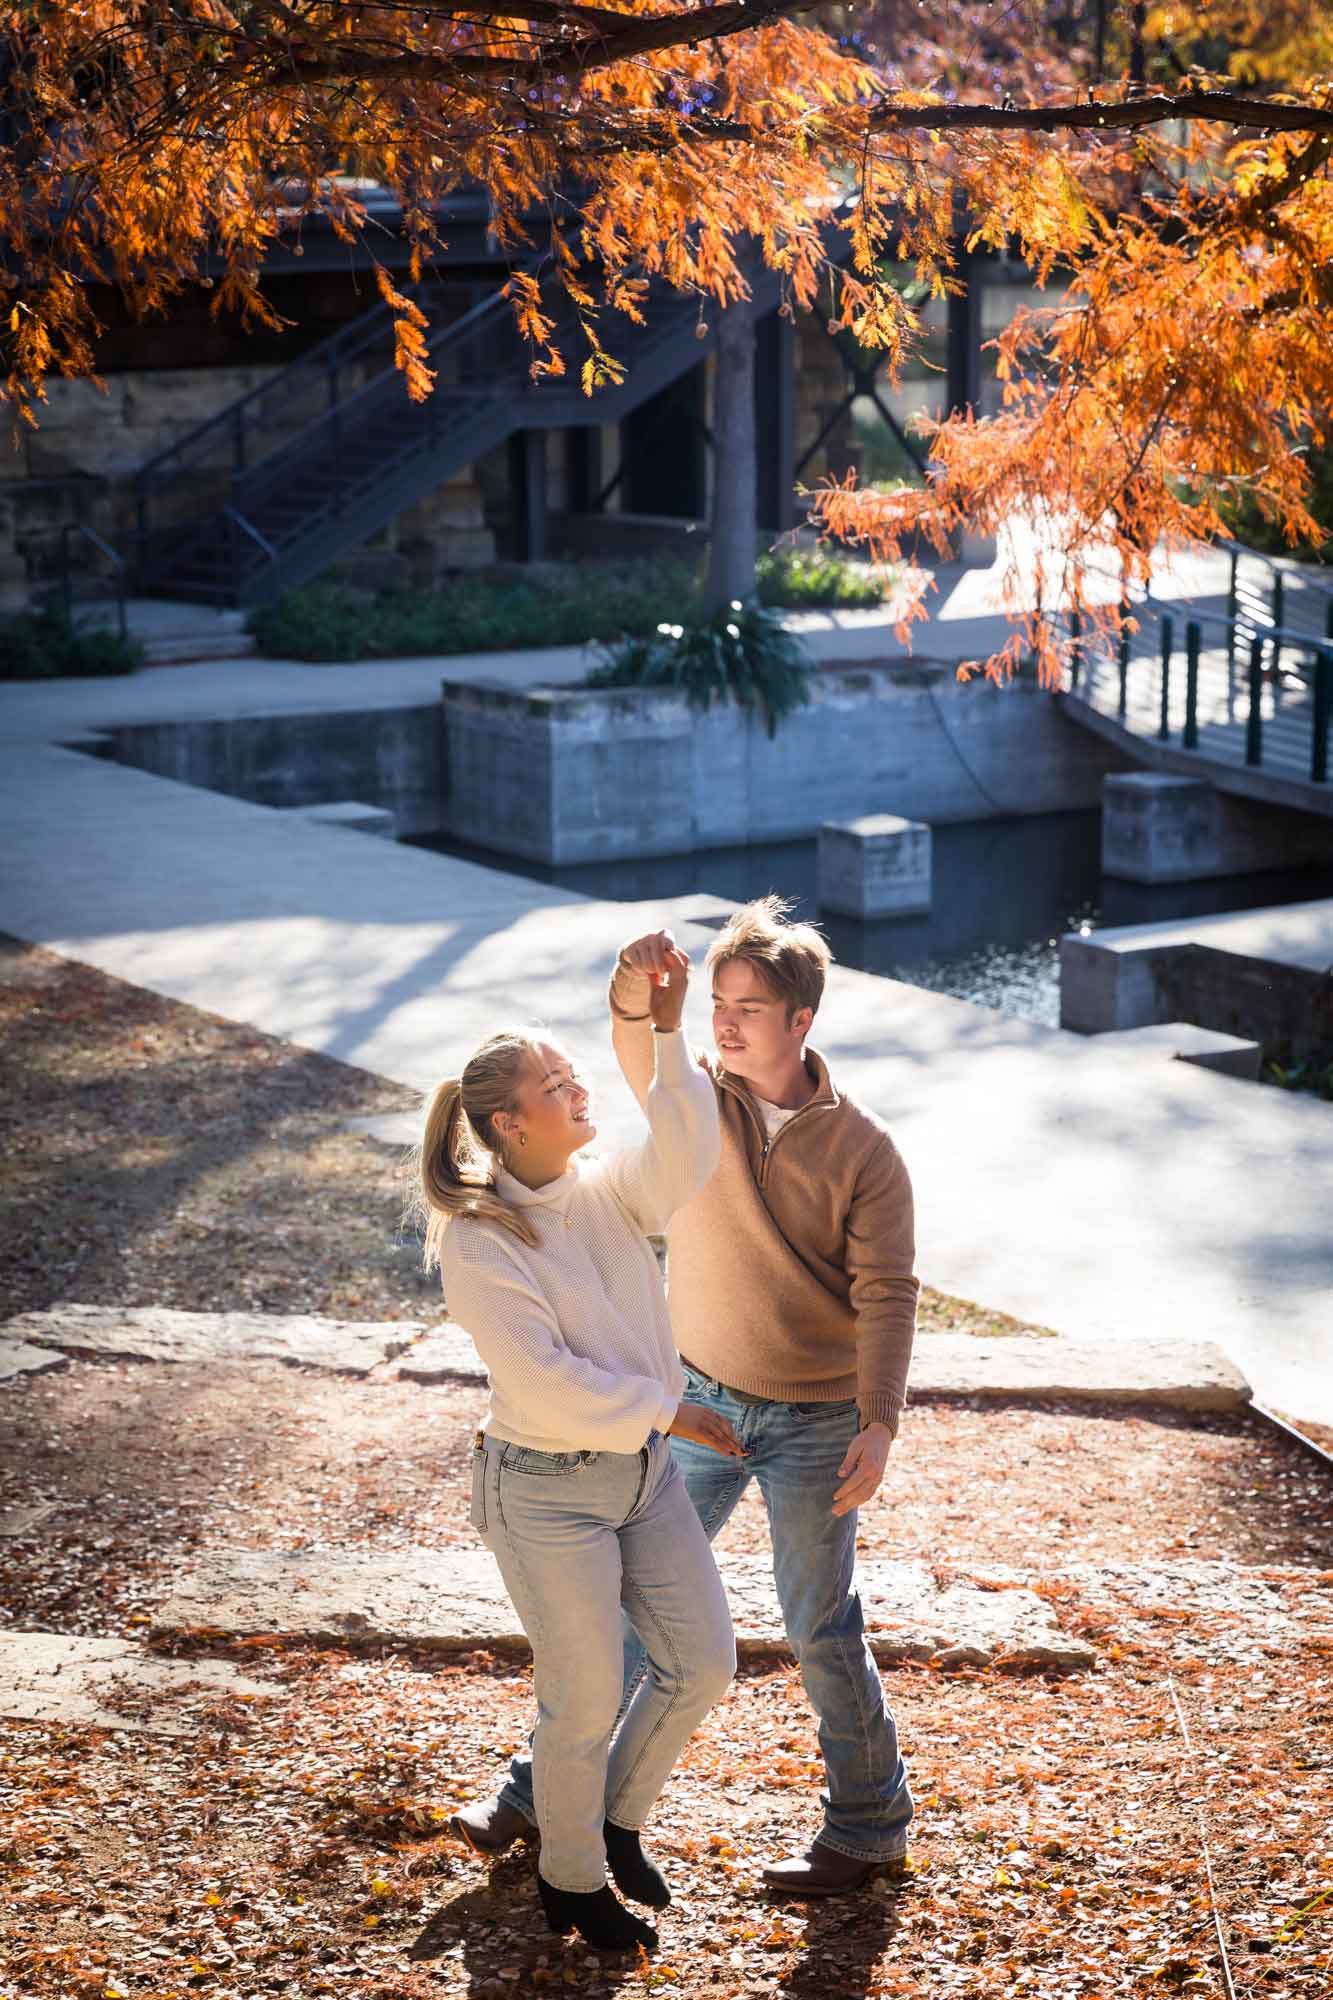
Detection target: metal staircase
<box><xmin>130</xmin><ymin>271</ymin><xmax>786</xmax><ymax>607</ymax></box>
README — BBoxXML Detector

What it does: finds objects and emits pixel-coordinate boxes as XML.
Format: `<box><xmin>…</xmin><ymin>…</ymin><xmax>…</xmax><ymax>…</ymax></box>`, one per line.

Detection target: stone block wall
<box><xmin>0</xmin><ymin>357</ymin><xmax>495</xmax><ymax>608</ymax></box>
<box><xmin>96</xmin><ymin>704</ymin><xmax>448</xmax><ymax>838</ymax></box>
<box><xmin>440</xmin><ymin>666</ymin><xmax>1126</xmax><ymax>865</ymax></box>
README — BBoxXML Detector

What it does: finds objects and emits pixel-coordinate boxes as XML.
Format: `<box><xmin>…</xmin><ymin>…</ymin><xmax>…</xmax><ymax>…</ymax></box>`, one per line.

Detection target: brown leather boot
<box><xmin>447</xmin><ymin>1792</ymin><xmax>537</xmax><ymax>1856</ymax></box>
<box><xmin>761</xmin><ymin>1839</ymin><xmax>908</xmax><ymax>1897</ymax></box>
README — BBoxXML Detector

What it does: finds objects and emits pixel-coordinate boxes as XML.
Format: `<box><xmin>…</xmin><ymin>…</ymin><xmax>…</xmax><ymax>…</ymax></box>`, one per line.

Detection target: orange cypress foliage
<box><xmin>0</xmin><ymin>2</ymin><xmax>1330</xmax><ymax>661</ymax></box>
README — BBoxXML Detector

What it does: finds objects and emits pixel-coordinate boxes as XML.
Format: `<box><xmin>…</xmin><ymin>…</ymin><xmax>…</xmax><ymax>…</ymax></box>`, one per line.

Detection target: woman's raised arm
<box><xmin>602</xmin><ymin>948</ymin><xmax>720</xmax><ymax>1232</ymax></box>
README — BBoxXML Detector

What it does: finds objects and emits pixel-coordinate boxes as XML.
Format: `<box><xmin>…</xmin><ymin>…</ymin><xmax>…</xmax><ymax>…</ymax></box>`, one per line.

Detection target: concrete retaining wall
<box><xmin>1061</xmin><ymin>933</ymin><xmax>1333</xmax><ymax>1050</ymax></box>
<box><xmin>95</xmin><ymin>704</ymin><xmax>447</xmax><ymax>839</ymax></box>
<box><xmin>440</xmin><ymin>665</ymin><xmax>1125</xmax><ymax>864</ymax></box>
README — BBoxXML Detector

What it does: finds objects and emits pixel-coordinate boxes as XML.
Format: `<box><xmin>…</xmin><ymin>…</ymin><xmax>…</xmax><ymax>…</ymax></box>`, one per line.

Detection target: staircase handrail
<box><xmin>131</xmin><ymin>295</ymin><xmax>410</xmax><ymax>493</ymax></box>
<box><xmin>222</xmin><ymin>504</ymin><xmax>280</xmax><ymax>575</ymax></box>
<box><xmin>54</xmin><ymin>521</ymin><xmax>128</xmax><ymax>638</ymax></box>
<box><xmin>223</xmin><ymin>277</ymin><xmax>723</xmax><ymax>514</ymax></box>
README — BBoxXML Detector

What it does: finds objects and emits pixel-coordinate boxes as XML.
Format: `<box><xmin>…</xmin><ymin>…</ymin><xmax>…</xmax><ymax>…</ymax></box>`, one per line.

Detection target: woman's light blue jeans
<box><xmin>471</xmin><ymin>1429</ymin><xmax>735</xmax><ymax>1892</ymax></box>
<box><xmin>499</xmin><ymin>1369</ymin><xmax>913</xmax><ymax>1863</ymax></box>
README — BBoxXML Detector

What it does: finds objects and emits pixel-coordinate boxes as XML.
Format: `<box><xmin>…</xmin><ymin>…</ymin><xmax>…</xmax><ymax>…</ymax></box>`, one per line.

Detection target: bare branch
<box><xmin>248</xmin><ymin>0</ymin><xmax>824</xmax><ymax>85</ymax></box>
<box><xmin>868</xmin><ymin>88</ymin><xmax>1333</xmax><ymax>137</ymax></box>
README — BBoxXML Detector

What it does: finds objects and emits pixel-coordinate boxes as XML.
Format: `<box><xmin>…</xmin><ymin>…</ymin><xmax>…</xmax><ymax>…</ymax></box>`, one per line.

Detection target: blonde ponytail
<box><xmin>415</xmin><ymin>1032</ymin><xmax>543</xmax><ymax>1267</ymax></box>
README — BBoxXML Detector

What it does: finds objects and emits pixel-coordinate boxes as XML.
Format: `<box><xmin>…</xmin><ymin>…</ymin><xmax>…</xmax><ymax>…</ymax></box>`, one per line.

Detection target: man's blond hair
<box><xmin>705</xmin><ymin>895</ymin><xmax>831</xmax><ymax>1025</ymax></box>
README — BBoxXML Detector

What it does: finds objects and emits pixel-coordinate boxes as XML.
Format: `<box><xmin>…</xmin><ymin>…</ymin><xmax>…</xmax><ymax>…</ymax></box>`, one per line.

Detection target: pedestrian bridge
<box><xmin>1060</xmin><ymin>546</ymin><xmax>1333</xmax><ymax>818</ymax></box>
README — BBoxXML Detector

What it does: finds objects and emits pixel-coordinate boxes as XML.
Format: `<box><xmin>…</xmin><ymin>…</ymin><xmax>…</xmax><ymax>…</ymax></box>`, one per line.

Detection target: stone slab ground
<box><xmin>908</xmin><ymin>1334</ymin><xmax>1251</xmax><ymax>1412</ymax></box>
<box><xmin>2</xmin><ymin>1303</ymin><xmax>415</xmax><ymax>1376</ymax></box>
<box><xmin>5</xmin><ymin>1305</ymin><xmax>1251</xmax><ymax>1414</ymax></box>
<box><xmin>0</xmin><ymin>1630</ymin><xmax>284</xmax><ymax>1733</ymax></box>
<box><xmin>151</xmin><ymin>1545</ymin><xmax>1093</xmax><ymax>1671</ymax></box>
<box><xmin>145</xmin><ymin>1546</ymin><xmax>1333</xmax><ymax>1674</ymax></box>
<box><xmin>0</xmin><ymin>1338</ymin><xmax>66</xmax><ymax>1383</ymax></box>
<box><xmin>398</xmin><ymin>1322</ymin><xmax>1253</xmax><ymax>1412</ymax></box>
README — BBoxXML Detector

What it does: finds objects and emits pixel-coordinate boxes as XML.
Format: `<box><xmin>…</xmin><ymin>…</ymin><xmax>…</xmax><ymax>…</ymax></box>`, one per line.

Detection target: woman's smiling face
<box><xmin>508</xmin><ymin>1042</ymin><xmax>597</xmax><ymax>1162</ymax></box>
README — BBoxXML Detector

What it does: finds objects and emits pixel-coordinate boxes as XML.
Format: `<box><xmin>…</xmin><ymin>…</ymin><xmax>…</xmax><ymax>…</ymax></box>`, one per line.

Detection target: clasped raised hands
<box><xmin>620</xmin><ymin>928</ymin><xmax>692</xmax><ymax>1034</ymax></box>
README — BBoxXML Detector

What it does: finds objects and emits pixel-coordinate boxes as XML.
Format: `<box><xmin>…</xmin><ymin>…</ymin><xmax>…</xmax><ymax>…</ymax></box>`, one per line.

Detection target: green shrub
<box><xmin>0</xmin><ymin>608</ymin><xmax>142</xmax><ymax>680</ymax></box>
<box><xmin>1263</xmin><ymin>1048</ymin><xmax>1333</xmax><ymax>1099</ymax></box>
<box><xmin>247</xmin><ymin>559</ymin><xmax>699</xmax><ymax>662</ymax></box>
<box><xmin>584</xmin><ymin>598</ymin><xmax>812</xmax><ymax>735</ymax></box>
<box><xmin>248</xmin><ymin>549</ymin><xmax>892</xmax><ymax>663</ymax></box>
<box><xmin>756</xmin><ymin>546</ymin><xmax>888</xmax><ymax>609</ymax></box>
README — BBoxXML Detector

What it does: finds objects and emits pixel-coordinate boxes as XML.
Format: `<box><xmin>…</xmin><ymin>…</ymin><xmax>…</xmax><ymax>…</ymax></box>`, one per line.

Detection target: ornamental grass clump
<box><xmin>585</xmin><ymin>598</ymin><xmax>812</xmax><ymax>736</ymax></box>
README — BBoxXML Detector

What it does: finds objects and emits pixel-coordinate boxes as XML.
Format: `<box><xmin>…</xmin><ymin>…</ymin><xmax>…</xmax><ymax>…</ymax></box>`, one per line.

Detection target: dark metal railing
<box><xmin>127</xmin><ymin>266</ymin><xmax>734</xmax><ymax>604</ymax></box>
<box><xmin>53</xmin><ymin>522</ymin><xmax>129</xmax><ymax>638</ymax></box>
<box><xmin>1063</xmin><ymin>583</ymin><xmax>1333</xmax><ymax>788</ymax></box>
<box><xmin>1220</xmin><ymin>537</ymin><xmax>1333</xmax><ymax>686</ymax></box>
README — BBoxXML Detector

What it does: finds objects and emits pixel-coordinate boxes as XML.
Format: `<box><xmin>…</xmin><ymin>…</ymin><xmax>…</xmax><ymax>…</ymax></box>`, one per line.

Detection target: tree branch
<box><xmin>868</xmin><ymin>88</ymin><xmax>1333</xmax><ymax>137</ymax></box>
<box><xmin>1232</xmin><ymin>130</ymin><xmax>1333</xmax><ymax>223</ymax></box>
<box><xmin>254</xmin><ymin>0</ymin><xmax>823</xmax><ymax>84</ymax></box>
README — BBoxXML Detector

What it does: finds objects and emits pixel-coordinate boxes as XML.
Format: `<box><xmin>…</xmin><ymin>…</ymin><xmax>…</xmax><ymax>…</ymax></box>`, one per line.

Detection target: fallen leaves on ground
<box><xmin>2</xmin><ymin>1647</ymin><xmax>1331</xmax><ymax>1998</ymax></box>
<box><xmin>2</xmin><ymin>941</ymin><xmax>1331</xmax><ymax>1997</ymax></box>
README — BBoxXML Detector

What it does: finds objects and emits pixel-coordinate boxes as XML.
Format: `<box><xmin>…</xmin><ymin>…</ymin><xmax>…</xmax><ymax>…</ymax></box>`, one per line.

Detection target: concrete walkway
<box><xmin>3</xmin><ymin>547</ymin><xmax>1331</xmax><ymax>1427</ymax></box>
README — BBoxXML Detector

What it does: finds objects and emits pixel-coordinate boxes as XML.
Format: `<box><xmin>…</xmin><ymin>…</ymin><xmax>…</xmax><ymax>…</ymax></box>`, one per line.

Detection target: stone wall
<box><xmin>92</xmin><ymin>704</ymin><xmax>448</xmax><ymax>839</ymax></box>
<box><xmin>439</xmin><ymin>666</ymin><xmax>1127</xmax><ymax>865</ymax></box>
<box><xmin>0</xmin><ymin>359</ymin><xmax>495</xmax><ymax>608</ymax></box>
<box><xmin>3</xmin><ymin>367</ymin><xmax>294</xmax><ymax>488</ymax></box>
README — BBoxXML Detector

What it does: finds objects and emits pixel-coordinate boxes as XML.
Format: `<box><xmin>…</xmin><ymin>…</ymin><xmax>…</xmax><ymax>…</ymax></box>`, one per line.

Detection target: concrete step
<box><xmin>108</xmin><ymin>598</ymin><xmax>257</xmax><ymax>665</ymax></box>
<box><xmin>1088</xmin><ymin>1021</ymin><xmax>1263</xmax><ymax>1081</ymax></box>
<box><xmin>142</xmin><ymin>629</ymin><xmax>256</xmax><ymax>666</ymax></box>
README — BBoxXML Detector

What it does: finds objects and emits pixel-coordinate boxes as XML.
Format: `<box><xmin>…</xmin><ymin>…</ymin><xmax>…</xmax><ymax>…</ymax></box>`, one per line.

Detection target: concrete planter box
<box><xmin>440</xmin><ymin>664</ymin><xmax>1123</xmax><ymax>865</ymax></box>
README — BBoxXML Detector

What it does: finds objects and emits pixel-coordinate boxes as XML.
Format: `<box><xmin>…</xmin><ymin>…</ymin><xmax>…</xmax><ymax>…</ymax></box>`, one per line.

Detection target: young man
<box><xmin>451</xmin><ymin>897</ymin><xmax>919</xmax><ymax>1896</ymax></box>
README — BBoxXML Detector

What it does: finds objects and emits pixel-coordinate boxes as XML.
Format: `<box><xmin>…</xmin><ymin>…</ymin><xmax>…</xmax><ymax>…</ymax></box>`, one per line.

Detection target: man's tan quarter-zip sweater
<box><xmin>609</xmin><ymin>961</ymin><xmax>919</xmax><ymax>1435</ymax></box>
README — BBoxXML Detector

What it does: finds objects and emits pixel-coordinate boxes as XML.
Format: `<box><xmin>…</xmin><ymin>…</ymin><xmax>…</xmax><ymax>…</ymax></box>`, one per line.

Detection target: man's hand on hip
<box><xmin>832</xmin><ymin>1422</ymin><xmax>893</xmax><ymax>1516</ymax></box>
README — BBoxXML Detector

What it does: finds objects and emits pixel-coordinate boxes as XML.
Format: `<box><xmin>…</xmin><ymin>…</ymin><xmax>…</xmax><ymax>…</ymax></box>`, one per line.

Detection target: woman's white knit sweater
<box><xmin>439</xmin><ymin>1027</ymin><xmax>720</xmax><ymax>1455</ymax></box>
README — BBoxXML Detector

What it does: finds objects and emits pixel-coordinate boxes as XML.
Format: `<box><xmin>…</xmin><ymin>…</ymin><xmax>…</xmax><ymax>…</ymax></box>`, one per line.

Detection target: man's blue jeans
<box><xmin>499</xmin><ymin>1364</ymin><xmax>913</xmax><ymax>1863</ymax></box>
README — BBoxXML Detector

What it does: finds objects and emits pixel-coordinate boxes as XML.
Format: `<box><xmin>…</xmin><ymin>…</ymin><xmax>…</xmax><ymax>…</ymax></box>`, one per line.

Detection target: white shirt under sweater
<box><xmin>439</xmin><ymin>1027</ymin><xmax>720</xmax><ymax>1456</ymax></box>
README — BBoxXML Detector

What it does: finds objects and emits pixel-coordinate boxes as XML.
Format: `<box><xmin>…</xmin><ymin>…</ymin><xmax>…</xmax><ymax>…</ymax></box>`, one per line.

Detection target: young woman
<box><xmin>418</xmin><ymin>942</ymin><xmax>746</xmax><ymax>1953</ymax></box>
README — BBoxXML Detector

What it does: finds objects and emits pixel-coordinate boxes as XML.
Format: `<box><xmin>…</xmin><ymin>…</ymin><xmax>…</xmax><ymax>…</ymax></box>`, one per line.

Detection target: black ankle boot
<box><xmin>603</xmin><ymin>1819</ymin><xmax>672</xmax><ymax>1908</ymax></box>
<box><xmin>536</xmin><ymin>1874</ymin><xmax>658</xmax><ymax>1952</ymax></box>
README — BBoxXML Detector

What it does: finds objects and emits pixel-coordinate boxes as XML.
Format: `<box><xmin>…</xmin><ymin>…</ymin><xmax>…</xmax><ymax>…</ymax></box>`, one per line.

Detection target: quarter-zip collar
<box><xmin>715</xmin><ymin>1046</ymin><xmax>839</xmax><ymax>1182</ymax></box>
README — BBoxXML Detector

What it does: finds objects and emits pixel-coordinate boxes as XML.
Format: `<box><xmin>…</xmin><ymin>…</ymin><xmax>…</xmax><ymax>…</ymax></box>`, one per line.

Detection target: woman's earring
<box><xmin>519</xmin><ymin>1133</ymin><xmax>527</xmax><ymax>1148</ymax></box>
